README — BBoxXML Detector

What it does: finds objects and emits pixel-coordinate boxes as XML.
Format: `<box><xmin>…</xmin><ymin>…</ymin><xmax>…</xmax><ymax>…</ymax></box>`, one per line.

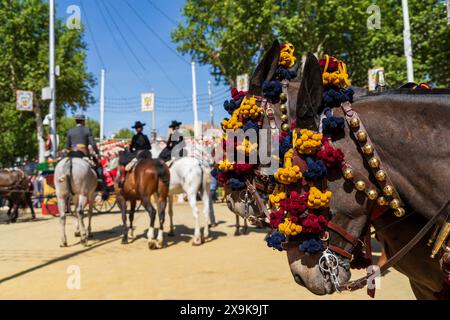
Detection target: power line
<box><xmin>123</xmin><ymin>0</ymin><xmax>191</xmax><ymax>66</ymax></box>
<box><xmin>145</xmin><ymin>0</ymin><xmax>179</xmax><ymax>26</ymax></box>
<box><xmin>106</xmin><ymin>1</ymin><xmax>188</xmax><ymax>99</ymax></box>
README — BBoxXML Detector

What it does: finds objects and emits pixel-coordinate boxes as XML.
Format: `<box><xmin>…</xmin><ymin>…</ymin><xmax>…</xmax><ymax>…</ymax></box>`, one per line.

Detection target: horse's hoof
<box><xmin>60</xmin><ymin>242</ymin><xmax>68</xmax><ymax>248</ymax></box>
<box><xmin>148</xmin><ymin>240</ymin><xmax>157</xmax><ymax>250</ymax></box>
<box><xmin>88</xmin><ymin>233</ymin><xmax>93</xmax><ymax>239</ymax></box>
<box><xmin>167</xmin><ymin>231</ymin><xmax>175</xmax><ymax>237</ymax></box>
<box><xmin>234</xmin><ymin>230</ymin><xmax>240</xmax><ymax>236</ymax></box>
<box><xmin>121</xmin><ymin>237</ymin><xmax>128</xmax><ymax>245</ymax></box>
<box><xmin>128</xmin><ymin>230</ymin><xmax>135</xmax><ymax>240</ymax></box>
<box><xmin>242</xmin><ymin>228</ymin><xmax>248</xmax><ymax>235</ymax></box>
<box><xmin>74</xmin><ymin>231</ymin><xmax>81</xmax><ymax>237</ymax></box>
<box><xmin>156</xmin><ymin>241</ymin><xmax>164</xmax><ymax>249</ymax></box>
<box><xmin>192</xmin><ymin>237</ymin><xmax>202</xmax><ymax>246</ymax></box>
<box><xmin>81</xmin><ymin>238</ymin><xmax>88</xmax><ymax>247</ymax></box>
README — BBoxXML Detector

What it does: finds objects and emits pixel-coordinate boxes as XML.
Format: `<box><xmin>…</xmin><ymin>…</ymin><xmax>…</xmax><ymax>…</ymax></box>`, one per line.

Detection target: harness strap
<box><xmin>327</xmin><ymin>222</ymin><xmax>358</xmax><ymax>246</ymax></box>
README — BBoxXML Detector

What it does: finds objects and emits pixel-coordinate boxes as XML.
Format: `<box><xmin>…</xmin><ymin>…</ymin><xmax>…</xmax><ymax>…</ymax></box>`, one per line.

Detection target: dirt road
<box><xmin>0</xmin><ymin>202</ymin><xmax>414</xmax><ymax>299</ymax></box>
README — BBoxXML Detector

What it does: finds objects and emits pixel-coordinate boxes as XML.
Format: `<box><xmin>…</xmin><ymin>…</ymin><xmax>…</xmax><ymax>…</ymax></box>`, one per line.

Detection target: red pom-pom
<box><xmin>231</xmin><ymin>87</ymin><xmax>247</xmax><ymax>101</ymax></box>
<box><xmin>319</xmin><ymin>56</ymin><xmax>339</xmax><ymax>72</ymax></box>
<box><xmin>317</xmin><ymin>138</ymin><xmax>344</xmax><ymax>168</ymax></box>
<box><xmin>279</xmin><ymin>192</ymin><xmax>308</xmax><ymax>215</ymax></box>
<box><xmin>269</xmin><ymin>209</ymin><xmax>285</xmax><ymax>228</ymax></box>
<box><xmin>302</xmin><ymin>213</ymin><xmax>328</xmax><ymax>233</ymax></box>
<box><xmin>235</xmin><ymin>163</ymin><xmax>253</xmax><ymax>175</ymax></box>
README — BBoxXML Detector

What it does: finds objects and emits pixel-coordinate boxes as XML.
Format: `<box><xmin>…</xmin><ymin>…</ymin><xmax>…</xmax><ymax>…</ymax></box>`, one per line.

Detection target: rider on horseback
<box><xmin>118</xmin><ymin>121</ymin><xmax>152</xmax><ymax>188</ymax></box>
<box><xmin>159</xmin><ymin>120</ymin><xmax>186</xmax><ymax>162</ymax></box>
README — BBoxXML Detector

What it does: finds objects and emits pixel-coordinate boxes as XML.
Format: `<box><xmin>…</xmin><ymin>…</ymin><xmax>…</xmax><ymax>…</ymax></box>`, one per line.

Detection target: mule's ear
<box><xmin>248</xmin><ymin>39</ymin><xmax>280</xmax><ymax>95</ymax></box>
<box><xmin>296</xmin><ymin>52</ymin><xmax>323</xmax><ymax>130</ymax></box>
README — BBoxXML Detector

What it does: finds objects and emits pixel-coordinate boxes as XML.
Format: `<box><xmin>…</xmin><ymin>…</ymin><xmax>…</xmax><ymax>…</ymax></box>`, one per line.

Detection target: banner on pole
<box><xmin>236</xmin><ymin>74</ymin><xmax>249</xmax><ymax>92</ymax></box>
<box><xmin>368</xmin><ymin>67</ymin><xmax>385</xmax><ymax>91</ymax></box>
<box><xmin>16</xmin><ymin>90</ymin><xmax>34</xmax><ymax>111</ymax></box>
<box><xmin>141</xmin><ymin>92</ymin><xmax>155</xmax><ymax>112</ymax></box>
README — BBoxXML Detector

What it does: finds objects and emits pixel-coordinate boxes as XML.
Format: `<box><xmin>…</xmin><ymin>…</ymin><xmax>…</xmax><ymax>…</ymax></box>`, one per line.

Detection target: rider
<box><xmin>118</xmin><ymin>121</ymin><xmax>152</xmax><ymax>188</ymax></box>
<box><xmin>66</xmin><ymin>114</ymin><xmax>108</xmax><ymax>198</ymax></box>
<box><xmin>159</xmin><ymin>120</ymin><xmax>186</xmax><ymax>162</ymax></box>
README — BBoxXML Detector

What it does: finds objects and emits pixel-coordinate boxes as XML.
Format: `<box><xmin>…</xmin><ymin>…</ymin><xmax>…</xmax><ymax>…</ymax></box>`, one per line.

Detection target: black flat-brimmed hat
<box><xmin>75</xmin><ymin>114</ymin><xmax>86</xmax><ymax>121</ymax></box>
<box><xmin>168</xmin><ymin>120</ymin><xmax>182</xmax><ymax>129</ymax></box>
<box><xmin>132</xmin><ymin>121</ymin><xmax>146</xmax><ymax>129</ymax></box>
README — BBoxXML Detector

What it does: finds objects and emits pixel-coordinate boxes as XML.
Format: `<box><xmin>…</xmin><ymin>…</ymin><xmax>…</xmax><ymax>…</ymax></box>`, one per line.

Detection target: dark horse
<box><xmin>114</xmin><ymin>158</ymin><xmax>170</xmax><ymax>249</ymax></box>
<box><xmin>0</xmin><ymin>169</ymin><xmax>35</xmax><ymax>223</ymax></box>
<box><xmin>225</xmin><ymin>41</ymin><xmax>450</xmax><ymax>299</ymax></box>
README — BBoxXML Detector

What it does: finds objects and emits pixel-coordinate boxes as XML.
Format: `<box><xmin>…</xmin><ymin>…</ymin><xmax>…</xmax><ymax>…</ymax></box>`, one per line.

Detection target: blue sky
<box><xmin>56</xmin><ymin>0</ymin><xmax>229</xmax><ymax>137</ymax></box>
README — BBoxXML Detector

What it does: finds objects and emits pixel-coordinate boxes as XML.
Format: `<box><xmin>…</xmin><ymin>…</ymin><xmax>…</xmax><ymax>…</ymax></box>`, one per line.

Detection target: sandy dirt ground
<box><xmin>0</xmin><ymin>202</ymin><xmax>414</xmax><ymax>299</ymax></box>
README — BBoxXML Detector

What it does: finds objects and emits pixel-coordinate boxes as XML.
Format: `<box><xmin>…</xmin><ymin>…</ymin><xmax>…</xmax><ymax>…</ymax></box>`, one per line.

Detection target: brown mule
<box><xmin>114</xmin><ymin>159</ymin><xmax>170</xmax><ymax>249</ymax></box>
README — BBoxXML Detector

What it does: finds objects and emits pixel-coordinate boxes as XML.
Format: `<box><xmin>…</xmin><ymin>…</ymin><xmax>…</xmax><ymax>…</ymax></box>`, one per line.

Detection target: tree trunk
<box><xmin>34</xmin><ymin>99</ymin><xmax>46</xmax><ymax>163</ymax></box>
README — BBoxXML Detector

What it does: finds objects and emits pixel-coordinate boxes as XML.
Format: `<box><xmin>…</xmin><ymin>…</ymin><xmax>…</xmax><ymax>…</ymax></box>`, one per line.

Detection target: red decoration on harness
<box><xmin>302</xmin><ymin>213</ymin><xmax>328</xmax><ymax>233</ymax></box>
<box><xmin>235</xmin><ymin>163</ymin><xmax>253</xmax><ymax>175</ymax></box>
<box><xmin>317</xmin><ymin>137</ymin><xmax>344</xmax><ymax>168</ymax></box>
<box><xmin>279</xmin><ymin>191</ymin><xmax>308</xmax><ymax>215</ymax></box>
<box><xmin>231</xmin><ymin>87</ymin><xmax>247</xmax><ymax>101</ymax></box>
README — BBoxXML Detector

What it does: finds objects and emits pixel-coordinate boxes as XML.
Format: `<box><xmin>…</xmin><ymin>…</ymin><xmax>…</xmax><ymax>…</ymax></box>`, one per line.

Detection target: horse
<box><xmin>114</xmin><ymin>156</ymin><xmax>170</xmax><ymax>249</ymax></box>
<box><xmin>223</xmin><ymin>41</ymin><xmax>450</xmax><ymax>299</ymax></box>
<box><xmin>152</xmin><ymin>142</ymin><xmax>211</xmax><ymax>245</ymax></box>
<box><xmin>54</xmin><ymin>157</ymin><xmax>97</xmax><ymax>247</ymax></box>
<box><xmin>0</xmin><ymin>168</ymin><xmax>35</xmax><ymax>223</ymax></box>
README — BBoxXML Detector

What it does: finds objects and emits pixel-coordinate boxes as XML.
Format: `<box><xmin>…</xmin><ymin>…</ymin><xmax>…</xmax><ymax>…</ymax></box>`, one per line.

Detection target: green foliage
<box><xmin>57</xmin><ymin>116</ymin><xmax>100</xmax><ymax>149</ymax></box>
<box><xmin>0</xmin><ymin>0</ymin><xmax>95</xmax><ymax>165</ymax></box>
<box><xmin>172</xmin><ymin>0</ymin><xmax>450</xmax><ymax>87</ymax></box>
<box><xmin>114</xmin><ymin>128</ymin><xmax>133</xmax><ymax>140</ymax></box>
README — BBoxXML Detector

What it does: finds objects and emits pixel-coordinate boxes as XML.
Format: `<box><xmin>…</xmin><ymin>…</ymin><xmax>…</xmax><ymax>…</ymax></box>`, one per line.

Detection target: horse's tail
<box><xmin>59</xmin><ymin>158</ymin><xmax>75</xmax><ymax>196</ymax></box>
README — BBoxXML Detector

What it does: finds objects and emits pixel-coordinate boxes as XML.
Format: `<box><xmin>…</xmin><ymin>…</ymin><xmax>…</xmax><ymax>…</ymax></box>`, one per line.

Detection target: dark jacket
<box><xmin>167</xmin><ymin>131</ymin><xmax>185</xmax><ymax>150</ymax></box>
<box><xmin>67</xmin><ymin>125</ymin><xmax>99</xmax><ymax>155</ymax></box>
<box><xmin>130</xmin><ymin>132</ymin><xmax>151</xmax><ymax>152</ymax></box>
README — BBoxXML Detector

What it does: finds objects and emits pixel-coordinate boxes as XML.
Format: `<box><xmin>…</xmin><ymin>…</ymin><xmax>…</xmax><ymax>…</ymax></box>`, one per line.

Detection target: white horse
<box><xmin>152</xmin><ymin>142</ymin><xmax>211</xmax><ymax>245</ymax></box>
<box><xmin>54</xmin><ymin>157</ymin><xmax>97</xmax><ymax>247</ymax></box>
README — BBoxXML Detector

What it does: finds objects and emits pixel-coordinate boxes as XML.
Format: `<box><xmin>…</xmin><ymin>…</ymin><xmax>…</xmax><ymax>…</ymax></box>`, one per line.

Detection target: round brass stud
<box><xmin>355</xmin><ymin>180</ymin><xmax>366</xmax><ymax>191</ymax></box>
<box><xmin>280</xmin><ymin>93</ymin><xmax>287</xmax><ymax>102</ymax></box>
<box><xmin>383</xmin><ymin>185</ymin><xmax>394</xmax><ymax>196</ymax></box>
<box><xmin>375</xmin><ymin>170</ymin><xmax>387</xmax><ymax>182</ymax></box>
<box><xmin>390</xmin><ymin>199</ymin><xmax>401</xmax><ymax>209</ymax></box>
<box><xmin>377</xmin><ymin>196</ymin><xmax>388</xmax><ymax>206</ymax></box>
<box><xmin>362</xmin><ymin>144</ymin><xmax>374</xmax><ymax>156</ymax></box>
<box><xmin>356</xmin><ymin>131</ymin><xmax>367</xmax><ymax>142</ymax></box>
<box><xmin>394</xmin><ymin>207</ymin><xmax>406</xmax><ymax>217</ymax></box>
<box><xmin>342</xmin><ymin>168</ymin><xmax>354</xmax><ymax>180</ymax></box>
<box><xmin>281</xmin><ymin>123</ymin><xmax>290</xmax><ymax>132</ymax></box>
<box><xmin>366</xmin><ymin>189</ymin><xmax>378</xmax><ymax>200</ymax></box>
<box><xmin>350</xmin><ymin>118</ymin><xmax>360</xmax><ymax>128</ymax></box>
<box><xmin>280</xmin><ymin>104</ymin><xmax>287</xmax><ymax>113</ymax></box>
<box><xmin>281</xmin><ymin>114</ymin><xmax>289</xmax><ymax>123</ymax></box>
<box><xmin>368</xmin><ymin>157</ymin><xmax>380</xmax><ymax>168</ymax></box>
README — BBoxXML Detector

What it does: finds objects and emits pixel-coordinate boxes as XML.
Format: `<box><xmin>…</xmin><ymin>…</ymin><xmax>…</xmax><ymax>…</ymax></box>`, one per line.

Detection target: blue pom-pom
<box><xmin>243</xmin><ymin>120</ymin><xmax>259</xmax><ymax>133</ymax></box>
<box><xmin>303</xmin><ymin>157</ymin><xmax>327</xmax><ymax>180</ymax></box>
<box><xmin>211</xmin><ymin>167</ymin><xmax>219</xmax><ymax>178</ymax></box>
<box><xmin>276</xmin><ymin>67</ymin><xmax>297</xmax><ymax>81</ymax></box>
<box><xmin>266</xmin><ymin>231</ymin><xmax>286</xmax><ymax>251</ymax></box>
<box><xmin>227</xmin><ymin>178</ymin><xmax>246</xmax><ymax>190</ymax></box>
<box><xmin>299</xmin><ymin>238</ymin><xmax>325</xmax><ymax>254</ymax></box>
<box><xmin>223</xmin><ymin>96</ymin><xmax>244</xmax><ymax>115</ymax></box>
<box><xmin>262</xmin><ymin>80</ymin><xmax>283</xmax><ymax>102</ymax></box>
<box><xmin>279</xmin><ymin>133</ymin><xmax>292</xmax><ymax>160</ymax></box>
<box><xmin>322</xmin><ymin>107</ymin><xmax>345</xmax><ymax>135</ymax></box>
<box><xmin>322</xmin><ymin>88</ymin><xmax>354</xmax><ymax>109</ymax></box>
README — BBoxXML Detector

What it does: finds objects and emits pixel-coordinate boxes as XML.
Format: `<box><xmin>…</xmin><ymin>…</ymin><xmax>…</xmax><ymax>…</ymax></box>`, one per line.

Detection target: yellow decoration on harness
<box><xmin>218</xmin><ymin>159</ymin><xmax>235</xmax><ymax>171</ymax></box>
<box><xmin>278</xmin><ymin>218</ymin><xmax>303</xmax><ymax>236</ymax></box>
<box><xmin>274</xmin><ymin>148</ymin><xmax>302</xmax><ymax>185</ymax></box>
<box><xmin>307</xmin><ymin>187</ymin><xmax>332</xmax><ymax>209</ymax></box>
<box><xmin>221</xmin><ymin>109</ymin><xmax>243</xmax><ymax>131</ymax></box>
<box><xmin>236</xmin><ymin>138</ymin><xmax>258</xmax><ymax>155</ymax></box>
<box><xmin>322</xmin><ymin>54</ymin><xmax>351</xmax><ymax>87</ymax></box>
<box><xmin>279</xmin><ymin>43</ymin><xmax>297</xmax><ymax>68</ymax></box>
<box><xmin>238</xmin><ymin>96</ymin><xmax>262</xmax><ymax>120</ymax></box>
<box><xmin>269</xmin><ymin>192</ymin><xmax>286</xmax><ymax>207</ymax></box>
<box><xmin>293</xmin><ymin>129</ymin><xmax>323</xmax><ymax>155</ymax></box>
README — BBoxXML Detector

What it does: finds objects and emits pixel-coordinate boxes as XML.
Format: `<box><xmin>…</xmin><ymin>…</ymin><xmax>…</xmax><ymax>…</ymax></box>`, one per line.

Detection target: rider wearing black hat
<box><xmin>130</xmin><ymin>121</ymin><xmax>151</xmax><ymax>153</ymax></box>
<box><xmin>159</xmin><ymin>120</ymin><xmax>185</xmax><ymax>162</ymax></box>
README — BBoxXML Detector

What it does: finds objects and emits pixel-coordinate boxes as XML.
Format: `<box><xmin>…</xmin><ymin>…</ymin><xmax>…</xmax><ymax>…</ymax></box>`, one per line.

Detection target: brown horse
<box><xmin>0</xmin><ymin>169</ymin><xmax>35</xmax><ymax>223</ymax></box>
<box><xmin>115</xmin><ymin>158</ymin><xmax>170</xmax><ymax>249</ymax></box>
<box><xmin>224</xmin><ymin>42</ymin><xmax>450</xmax><ymax>299</ymax></box>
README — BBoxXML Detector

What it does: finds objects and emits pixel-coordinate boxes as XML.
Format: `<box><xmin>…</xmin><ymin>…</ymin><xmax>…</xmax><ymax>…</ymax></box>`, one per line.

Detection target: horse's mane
<box><xmin>354</xmin><ymin>87</ymin><xmax>450</xmax><ymax>105</ymax></box>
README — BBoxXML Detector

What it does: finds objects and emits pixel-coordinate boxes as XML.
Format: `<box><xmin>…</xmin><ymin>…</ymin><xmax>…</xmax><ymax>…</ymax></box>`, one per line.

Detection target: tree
<box><xmin>57</xmin><ymin>116</ymin><xmax>100</xmax><ymax>149</ymax></box>
<box><xmin>0</xmin><ymin>0</ymin><xmax>95</xmax><ymax>165</ymax></box>
<box><xmin>114</xmin><ymin>128</ymin><xmax>133</xmax><ymax>140</ymax></box>
<box><xmin>172</xmin><ymin>0</ymin><xmax>450</xmax><ymax>87</ymax></box>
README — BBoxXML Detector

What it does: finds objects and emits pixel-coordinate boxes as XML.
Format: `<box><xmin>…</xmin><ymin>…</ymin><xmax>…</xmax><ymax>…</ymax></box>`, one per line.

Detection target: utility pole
<box><xmin>402</xmin><ymin>0</ymin><xmax>414</xmax><ymax>82</ymax></box>
<box><xmin>208</xmin><ymin>80</ymin><xmax>214</xmax><ymax>126</ymax></box>
<box><xmin>191</xmin><ymin>62</ymin><xmax>199</xmax><ymax>139</ymax></box>
<box><xmin>49</xmin><ymin>0</ymin><xmax>57</xmax><ymax>158</ymax></box>
<box><xmin>100</xmin><ymin>69</ymin><xmax>105</xmax><ymax>141</ymax></box>
<box><xmin>151</xmin><ymin>89</ymin><xmax>156</xmax><ymax>141</ymax></box>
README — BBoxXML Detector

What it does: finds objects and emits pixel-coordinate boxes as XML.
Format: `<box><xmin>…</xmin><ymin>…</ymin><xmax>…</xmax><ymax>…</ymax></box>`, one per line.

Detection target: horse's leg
<box><xmin>117</xmin><ymin>195</ymin><xmax>128</xmax><ymax>244</ymax></box>
<box><xmin>167</xmin><ymin>195</ymin><xmax>175</xmax><ymax>236</ymax></box>
<box><xmin>201</xmin><ymin>188</ymin><xmax>210</xmax><ymax>241</ymax></box>
<box><xmin>155</xmin><ymin>194</ymin><xmax>167</xmax><ymax>249</ymax></box>
<box><xmin>243</xmin><ymin>218</ymin><xmax>248</xmax><ymax>235</ymax></box>
<box><xmin>143</xmin><ymin>197</ymin><xmax>157</xmax><ymax>249</ymax></box>
<box><xmin>57</xmin><ymin>196</ymin><xmax>68</xmax><ymax>247</ymax></box>
<box><xmin>128</xmin><ymin>200</ymin><xmax>136</xmax><ymax>239</ymax></box>
<box><xmin>76</xmin><ymin>195</ymin><xmax>88</xmax><ymax>246</ymax></box>
<box><xmin>11</xmin><ymin>202</ymin><xmax>19</xmax><ymax>223</ymax></box>
<box><xmin>6</xmin><ymin>205</ymin><xmax>12</xmax><ymax>223</ymax></box>
<box><xmin>187</xmin><ymin>191</ymin><xmax>201</xmax><ymax>246</ymax></box>
<box><xmin>234</xmin><ymin>215</ymin><xmax>241</xmax><ymax>236</ymax></box>
<box><xmin>87</xmin><ymin>194</ymin><xmax>94</xmax><ymax>239</ymax></box>
<box><xmin>27</xmin><ymin>195</ymin><xmax>36</xmax><ymax>220</ymax></box>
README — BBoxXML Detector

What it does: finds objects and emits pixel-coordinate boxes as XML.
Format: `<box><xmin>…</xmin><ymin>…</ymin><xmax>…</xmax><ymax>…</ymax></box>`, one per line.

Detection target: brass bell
<box><xmin>383</xmin><ymin>185</ymin><xmax>394</xmax><ymax>196</ymax></box>
<box><xmin>390</xmin><ymin>199</ymin><xmax>401</xmax><ymax>209</ymax></box>
<box><xmin>368</xmin><ymin>157</ymin><xmax>380</xmax><ymax>168</ymax></box>
<box><xmin>350</xmin><ymin>118</ymin><xmax>360</xmax><ymax>128</ymax></box>
<box><xmin>362</xmin><ymin>144</ymin><xmax>374</xmax><ymax>156</ymax></box>
<box><xmin>366</xmin><ymin>189</ymin><xmax>378</xmax><ymax>200</ymax></box>
<box><xmin>356</xmin><ymin>131</ymin><xmax>367</xmax><ymax>142</ymax></box>
<box><xmin>280</xmin><ymin>104</ymin><xmax>287</xmax><ymax>113</ymax></box>
<box><xmin>375</xmin><ymin>170</ymin><xmax>386</xmax><ymax>182</ymax></box>
<box><xmin>280</xmin><ymin>93</ymin><xmax>287</xmax><ymax>102</ymax></box>
<box><xmin>377</xmin><ymin>196</ymin><xmax>388</xmax><ymax>206</ymax></box>
<box><xmin>394</xmin><ymin>207</ymin><xmax>405</xmax><ymax>217</ymax></box>
<box><xmin>355</xmin><ymin>180</ymin><xmax>366</xmax><ymax>191</ymax></box>
<box><xmin>281</xmin><ymin>123</ymin><xmax>290</xmax><ymax>132</ymax></box>
<box><xmin>342</xmin><ymin>168</ymin><xmax>354</xmax><ymax>180</ymax></box>
<box><xmin>281</xmin><ymin>114</ymin><xmax>289</xmax><ymax>123</ymax></box>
